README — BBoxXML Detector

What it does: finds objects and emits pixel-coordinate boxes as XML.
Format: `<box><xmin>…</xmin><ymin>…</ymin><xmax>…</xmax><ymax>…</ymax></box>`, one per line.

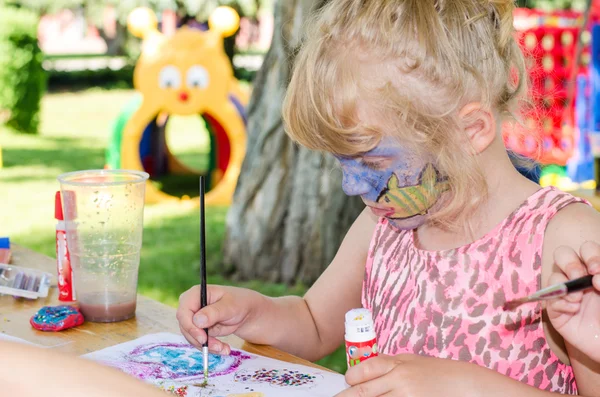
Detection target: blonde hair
<box><xmin>282</xmin><ymin>0</ymin><xmax>527</xmax><ymax>229</ymax></box>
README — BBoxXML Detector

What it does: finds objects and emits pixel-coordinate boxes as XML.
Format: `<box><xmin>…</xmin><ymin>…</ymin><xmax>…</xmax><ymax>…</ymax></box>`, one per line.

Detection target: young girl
<box><xmin>177</xmin><ymin>1</ymin><xmax>600</xmax><ymax>395</ymax></box>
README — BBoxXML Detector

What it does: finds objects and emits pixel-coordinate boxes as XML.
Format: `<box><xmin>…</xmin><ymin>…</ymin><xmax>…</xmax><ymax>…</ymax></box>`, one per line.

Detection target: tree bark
<box><xmin>223</xmin><ymin>0</ymin><xmax>364</xmax><ymax>285</ymax></box>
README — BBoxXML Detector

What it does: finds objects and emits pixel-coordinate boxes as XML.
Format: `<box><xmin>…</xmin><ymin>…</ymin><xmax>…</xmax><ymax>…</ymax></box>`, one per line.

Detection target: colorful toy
<box><xmin>106</xmin><ymin>6</ymin><xmax>248</xmax><ymax>205</ymax></box>
<box><xmin>505</xmin><ymin>8</ymin><xmax>600</xmax><ymax>190</ymax></box>
<box><xmin>30</xmin><ymin>305</ymin><xmax>84</xmax><ymax>332</ymax></box>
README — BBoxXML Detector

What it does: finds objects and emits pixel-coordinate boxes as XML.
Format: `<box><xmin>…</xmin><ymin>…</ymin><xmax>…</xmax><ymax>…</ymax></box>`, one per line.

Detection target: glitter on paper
<box><xmin>161</xmin><ymin>384</ymin><xmax>188</xmax><ymax>396</ymax></box>
<box><xmin>234</xmin><ymin>368</ymin><xmax>318</xmax><ymax>388</ymax></box>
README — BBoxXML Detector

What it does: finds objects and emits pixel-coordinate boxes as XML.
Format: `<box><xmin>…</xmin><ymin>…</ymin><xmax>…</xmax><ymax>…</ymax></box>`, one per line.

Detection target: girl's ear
<box><xmin>459</xmin><ymin>103</ymin><xmax>496</xmax><ymax>155</ymax></box>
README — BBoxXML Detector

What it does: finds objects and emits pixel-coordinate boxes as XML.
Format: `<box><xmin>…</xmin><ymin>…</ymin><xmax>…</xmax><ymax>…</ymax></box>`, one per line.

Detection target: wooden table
<box><xmin>0</xmin><ymin>245</ymin><xmax>328</xmax><ymax>371</ymax></box>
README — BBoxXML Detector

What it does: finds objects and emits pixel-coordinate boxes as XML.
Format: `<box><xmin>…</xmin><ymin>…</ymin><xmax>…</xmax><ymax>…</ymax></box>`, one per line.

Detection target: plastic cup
<box><xmin>57</xmin><ymin>170</ymin><xmax>149</xmax><ymax>323</ymax></box>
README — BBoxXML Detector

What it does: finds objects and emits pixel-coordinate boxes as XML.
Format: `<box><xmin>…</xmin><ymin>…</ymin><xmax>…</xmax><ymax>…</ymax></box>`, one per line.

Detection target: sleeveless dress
<box><xmin>362</xmin><ymin>187</ymin><xmax>588</xmax><ymax>394</ymax></box>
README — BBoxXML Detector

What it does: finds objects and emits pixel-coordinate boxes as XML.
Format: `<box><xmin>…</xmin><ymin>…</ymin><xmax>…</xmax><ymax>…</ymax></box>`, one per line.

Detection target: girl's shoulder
<box><xmin>544</xmin><ymin>198</ymin><xmax>600</xmax><ymax>255</ymax></box>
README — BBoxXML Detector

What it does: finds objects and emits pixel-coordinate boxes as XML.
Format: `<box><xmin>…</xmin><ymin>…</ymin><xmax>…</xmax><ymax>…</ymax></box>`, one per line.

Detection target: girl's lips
<box><xmin>369</xmin><ymin>206</ymin><xmax>394</xmax><ymax>217</ymax></box>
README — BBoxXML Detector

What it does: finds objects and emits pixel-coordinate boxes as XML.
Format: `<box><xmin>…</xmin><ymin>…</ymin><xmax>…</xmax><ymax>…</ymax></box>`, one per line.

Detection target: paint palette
<box><xmin>0</xmin><ymin>264</ymin><xmax>52</xmax><ymax>299</ymax></box>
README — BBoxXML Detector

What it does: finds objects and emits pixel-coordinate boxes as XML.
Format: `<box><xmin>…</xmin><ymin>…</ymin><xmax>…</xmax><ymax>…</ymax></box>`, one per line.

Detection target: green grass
<box><xmin>0</xmin><ymin>88</ymin><xmax>347</xmax><ymax>373</ymax></box>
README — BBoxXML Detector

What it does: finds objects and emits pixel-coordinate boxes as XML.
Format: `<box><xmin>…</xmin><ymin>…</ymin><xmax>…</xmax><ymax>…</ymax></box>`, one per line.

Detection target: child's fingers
<box><xmin>179</xmin><ymin>326</ymin><xmax>202</xmax><ymax>349</ymax></box>
<box><xmin>178</xmin><ymin>285</ymin><xmax>227</xmax><ymax>313</ymax></box>
<box><xmin>207</xmin><ymin>337</ymin><xmax>231</xmax><ymax>355</ymax></box>
<box><xmin>178</xmin><ymin>285</ymin><xmax>201</xmax><ymax>312</ymax></box>
<box><xmin>193</xmin><ymin>297</ymin><xmax>237</xmax><ymax>330</ymax></box>
<box><xmin>177</xmin><ymin>285</ymin><xmax>231</xmax><ymax>342</ymax></box>
<box><xmin>179</xmin><ymin>328</ymin><xmax>230</xmax><ymax>355</ymax></box>
<box><xmin>579</xmin><ymin>241</ymin><xmax>600</xmax><ymax>275</ymax></box>
<box><xmin>208</xmin><ymin>336</ymin><xmax>231</xmax><ymax>356</ymax></box>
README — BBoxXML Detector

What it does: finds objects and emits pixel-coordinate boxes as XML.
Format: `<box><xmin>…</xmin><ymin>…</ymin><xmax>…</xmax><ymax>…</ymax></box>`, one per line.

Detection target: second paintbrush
<box><xmin>503</xmin><ymin>274</ymin><xmax>595</xmax><ymax>311</ymax></box>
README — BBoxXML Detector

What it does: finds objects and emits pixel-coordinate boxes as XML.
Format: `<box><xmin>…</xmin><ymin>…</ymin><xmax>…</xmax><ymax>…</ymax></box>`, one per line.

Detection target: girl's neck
<box><xmin>415</xmin><ymin>146</ymin><xmax>540</xmax><ymax>252</ymax></box>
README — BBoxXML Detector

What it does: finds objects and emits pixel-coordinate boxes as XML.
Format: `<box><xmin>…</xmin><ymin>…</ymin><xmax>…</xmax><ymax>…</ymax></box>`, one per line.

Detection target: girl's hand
<box><xmin>176</xmin><ymin>285</ymin><xmax>268</xmax><ymax>355</ymax></box>
<box><xmin>547</xmin><ymin>241</ymin><xmax>600</xmax><ymax>362</ymax></box>
<box><xmin>335</xmin><ymin>354</ymin><xmax>490</xmax><ymax>397</ymax></box>
<box><xmin>335</xmin><ymin>354</ymin><xmax>550</xmax><ymax>397</ymax></box>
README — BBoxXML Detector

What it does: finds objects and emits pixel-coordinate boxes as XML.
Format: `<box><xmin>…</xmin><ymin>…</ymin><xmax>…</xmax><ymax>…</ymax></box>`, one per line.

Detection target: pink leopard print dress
<box><xmin>362</xmin><ymin>187</ymin><xmax>588</xmax><ymax>394</ymax></box>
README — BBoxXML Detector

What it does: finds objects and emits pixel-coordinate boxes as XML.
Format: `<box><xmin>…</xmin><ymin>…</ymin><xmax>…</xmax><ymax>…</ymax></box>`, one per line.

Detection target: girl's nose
<box><xmin>341</xmin><ymin>172</ymin><xmax>372</xmax><ymax>197</ymax></box>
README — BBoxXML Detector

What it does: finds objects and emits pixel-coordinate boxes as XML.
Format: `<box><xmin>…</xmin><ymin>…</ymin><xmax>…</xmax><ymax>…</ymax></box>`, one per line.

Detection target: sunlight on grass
<box><xmin>165</xmin><ymin>114</ymin><xmax>211</xmax><ymax>172</ymax></box>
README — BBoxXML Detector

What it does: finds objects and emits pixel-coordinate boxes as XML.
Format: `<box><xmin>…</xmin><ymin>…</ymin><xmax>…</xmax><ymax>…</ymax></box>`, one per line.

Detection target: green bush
<box><xmin>0</xmin><ymin>6</ymin><xmax>46</xmax><ymax>134</ymax></box>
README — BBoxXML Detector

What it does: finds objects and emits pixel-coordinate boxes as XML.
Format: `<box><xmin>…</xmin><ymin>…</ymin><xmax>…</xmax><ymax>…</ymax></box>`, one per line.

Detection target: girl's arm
<box><xmin>177</xmin><ymin>207</ymin><xmax>378</xmax><ymax>362</ymax></box>
<box><xmin>268</xmin><ymin>207</ymin><xmax>378</xmax><ymax>360</ymax></box>
<box><xmin>0</xmin><ymin>341</ymin><xmax>166</xmax><ymax>397</ymax></box>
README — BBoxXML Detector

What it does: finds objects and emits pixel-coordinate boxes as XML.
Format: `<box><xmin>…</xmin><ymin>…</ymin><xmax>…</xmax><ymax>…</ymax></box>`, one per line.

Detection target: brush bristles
<box><xmin>502</xmin><ymin>299</ymin><xmax>526</xmax><ymax>311</ymax></box>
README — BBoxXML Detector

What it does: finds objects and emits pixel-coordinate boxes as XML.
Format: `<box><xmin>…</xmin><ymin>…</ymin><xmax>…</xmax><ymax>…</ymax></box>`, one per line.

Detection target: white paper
<box><xmin>83</xmin><ymin>332</ymin><xmax>348</xmax><ymax>397</ymax></box>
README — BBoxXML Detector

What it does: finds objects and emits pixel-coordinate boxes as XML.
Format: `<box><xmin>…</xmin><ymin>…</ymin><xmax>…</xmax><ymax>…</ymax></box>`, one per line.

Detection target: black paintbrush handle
<box><xmin>565</xmin><ymin>274</ymin><xmax>594</xmax><ymax>293</ymax></box>
<box><xmin>200</xmin><ymin>176</ymin><xmax>208</xmax><ymax>347</ymax></box>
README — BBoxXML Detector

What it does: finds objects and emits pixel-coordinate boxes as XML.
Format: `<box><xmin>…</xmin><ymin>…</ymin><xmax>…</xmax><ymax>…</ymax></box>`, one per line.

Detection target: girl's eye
<box><xmin>360</xmin><ymin>158</ymin><xmax>388</xmax><ymax>170</ymax></box>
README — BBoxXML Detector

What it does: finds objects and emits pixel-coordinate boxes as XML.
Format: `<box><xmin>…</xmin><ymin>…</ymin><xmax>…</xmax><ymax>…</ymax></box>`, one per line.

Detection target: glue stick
<box><xmin>55</xmin><ymin>191</ymin><xmax>75</xmax><ymax>301</ymax></box>
<box><xmin>344</xmin><ymin>308</ymin><xmax>378</xmax><ymax>368</ymax></box>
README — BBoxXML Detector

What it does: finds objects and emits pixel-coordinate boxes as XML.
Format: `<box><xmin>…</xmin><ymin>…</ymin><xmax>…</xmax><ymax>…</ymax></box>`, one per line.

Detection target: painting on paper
<box><xmin>83</xmin><ymin>332</ymin><xmax>347</xmax><ymax>397</ymax></box>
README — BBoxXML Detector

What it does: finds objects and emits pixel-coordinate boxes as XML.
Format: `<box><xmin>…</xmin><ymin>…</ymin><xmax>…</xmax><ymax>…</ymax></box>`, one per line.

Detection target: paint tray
<box><xmin>0</xmin><ymin>264</ymin><xmax>52</xmax><ymax>299</ymax></box>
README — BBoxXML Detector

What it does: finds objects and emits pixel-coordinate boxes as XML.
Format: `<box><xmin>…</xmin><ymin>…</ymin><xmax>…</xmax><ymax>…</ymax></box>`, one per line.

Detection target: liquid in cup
<box><xmin>57</xmin><ymin>170</ymin><xmax>149</xmax><ymax>323</ymax></box>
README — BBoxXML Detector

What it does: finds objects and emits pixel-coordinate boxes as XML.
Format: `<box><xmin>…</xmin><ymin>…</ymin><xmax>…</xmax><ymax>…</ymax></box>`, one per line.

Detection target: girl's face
<box><xmin>336</xmin><ymin>138</ymin><xmax>448</xmax><ymax>230</ymax></box>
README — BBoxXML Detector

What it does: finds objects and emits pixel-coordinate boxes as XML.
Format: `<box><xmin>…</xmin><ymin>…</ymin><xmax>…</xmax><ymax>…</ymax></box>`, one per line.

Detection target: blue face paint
<box><xmin>336</xmin><ymin>139</ymin><xmax>447</xmax><ymax>230</ymax></box>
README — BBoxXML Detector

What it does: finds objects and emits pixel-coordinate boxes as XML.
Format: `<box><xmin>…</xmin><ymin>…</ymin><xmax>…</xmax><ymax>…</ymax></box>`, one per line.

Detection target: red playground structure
<box><xmin>505</xmin><ymin>6</ymin><xmax>600</xmax><ymax>189</ymax></box>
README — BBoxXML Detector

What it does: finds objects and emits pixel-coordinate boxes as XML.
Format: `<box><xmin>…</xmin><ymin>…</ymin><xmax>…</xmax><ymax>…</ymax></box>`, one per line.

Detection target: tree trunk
<box><xmin>223</xmin><ymin>0</ymin><xmax>364</xmax><ymax>285</ymax></box>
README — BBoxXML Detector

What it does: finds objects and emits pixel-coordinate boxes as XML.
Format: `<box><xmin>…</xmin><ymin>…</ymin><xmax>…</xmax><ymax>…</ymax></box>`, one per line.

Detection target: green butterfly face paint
<box><xmin>377</xmin><ymin>163</ymin><xmax>449</xmax><ymax>219</ymax></box>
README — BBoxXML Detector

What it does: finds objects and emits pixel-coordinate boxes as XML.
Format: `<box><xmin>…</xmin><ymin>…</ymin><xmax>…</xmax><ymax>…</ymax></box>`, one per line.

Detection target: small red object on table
<box><xmin>0</xmin><ymin>237</ymin><xmax>11</xmax><ymax>263</ymax></box>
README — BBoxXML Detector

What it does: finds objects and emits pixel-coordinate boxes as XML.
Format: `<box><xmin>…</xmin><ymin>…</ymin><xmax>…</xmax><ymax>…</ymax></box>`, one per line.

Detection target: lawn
<box><xmin>0</xmin><ymin>89</ymin><xmax>347</xmax><ymax>373</ymax></box>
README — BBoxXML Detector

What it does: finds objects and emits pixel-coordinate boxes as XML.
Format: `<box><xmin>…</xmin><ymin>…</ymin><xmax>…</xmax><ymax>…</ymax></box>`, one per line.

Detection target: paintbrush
<box><xmin>199</xmin><ymin>176</ymin><xmax>209</xmax><ymax>386</ymax></box>
<box><xmin>503</xmin><ymin>274</ymin><xmax>594</xmax><ymax>311</ymax></box>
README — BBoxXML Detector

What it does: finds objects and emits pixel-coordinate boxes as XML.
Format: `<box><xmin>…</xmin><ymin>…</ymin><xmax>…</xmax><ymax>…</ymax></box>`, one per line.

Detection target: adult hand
<box><xmin>547</xmin><ymin>242</ymin><xmax>600</xmax><ymax>362</ymax></box>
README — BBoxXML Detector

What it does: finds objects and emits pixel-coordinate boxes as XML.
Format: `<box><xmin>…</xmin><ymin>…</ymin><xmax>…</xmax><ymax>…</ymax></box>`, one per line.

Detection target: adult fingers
<box><xmin>579</xmin><ymin>241</ymin><xmax>600</xmax><ymax>275</ymax></box>
<box><xmin>547</xmin><ymin>270</ymin><xmax>582</xmax><ymax>304</ymax></box>
<box><xmin>554</xmin><ymin>246</ymin><xmax>587</xmax><ymax>301</ymax></box>
<box><xmin>547</xmin><ymin>299</ymin><xmax>581</xmax><ymax>315</ymax></box>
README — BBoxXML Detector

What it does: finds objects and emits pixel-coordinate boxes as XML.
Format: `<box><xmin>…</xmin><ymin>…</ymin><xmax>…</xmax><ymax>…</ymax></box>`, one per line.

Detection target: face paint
<box><xmin>336</xmin><ymin>139</ymin><xmax>448</xmax><ymax>230</ymax></box>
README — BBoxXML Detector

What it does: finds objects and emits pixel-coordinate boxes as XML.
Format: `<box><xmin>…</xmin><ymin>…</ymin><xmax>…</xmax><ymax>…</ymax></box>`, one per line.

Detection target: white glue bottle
<box><xmin>344</xmin><ymin>308</ymin><xmax>378</xmax><ymax>368</ymax></box>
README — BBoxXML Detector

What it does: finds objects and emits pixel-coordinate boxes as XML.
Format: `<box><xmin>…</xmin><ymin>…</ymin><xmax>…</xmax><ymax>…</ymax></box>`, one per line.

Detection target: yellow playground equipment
<box><xmin>106</xmin><ymin>6</ymin><xmax>248</xmax><ymax>206</ymax></box>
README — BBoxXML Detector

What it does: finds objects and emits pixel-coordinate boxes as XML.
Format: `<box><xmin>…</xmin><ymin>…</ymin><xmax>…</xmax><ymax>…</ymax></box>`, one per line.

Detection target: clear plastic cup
<box><xmin>57</xmin><ymin>170</ymin><xmax>149</xmax><ymax>323</ymax></box>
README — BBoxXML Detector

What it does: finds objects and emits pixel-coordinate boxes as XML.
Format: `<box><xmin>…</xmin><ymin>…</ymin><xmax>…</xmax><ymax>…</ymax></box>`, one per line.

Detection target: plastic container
<box><xmin>57</xmin><ymin>170</ymin><xmax>149</xmax><ymax>323</ymax></box>
<box><xmin>55</xmin><ymin>191</ymin><xmax>76</xmax><ymax>301</ymax></box>
<box><xmin>0</xmin><ymin>264</ymin><xmax>52</xmax><ymax>299</ymax></box>
<box><xmin>345</xmin><ymin>308</ymin><xmax>378</xmax><ymax>367</ymax></box>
